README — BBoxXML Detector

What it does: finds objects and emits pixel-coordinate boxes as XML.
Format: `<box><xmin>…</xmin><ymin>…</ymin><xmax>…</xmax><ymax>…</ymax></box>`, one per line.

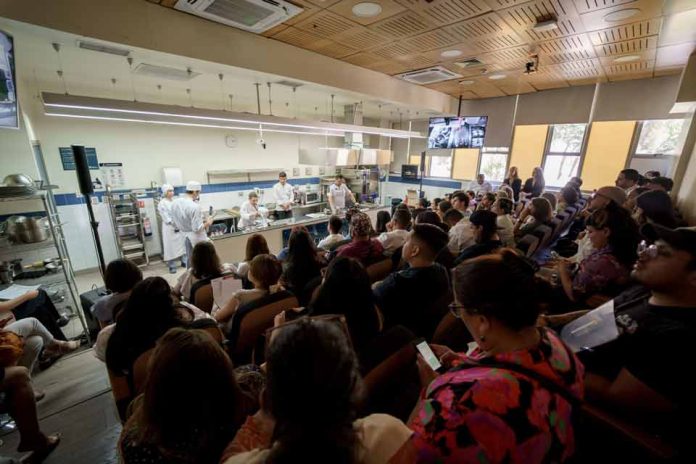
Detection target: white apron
<box><xmin>158</xmin><ymin>199</ymin><xmax>186</xmax><ymax>261</ymax></box>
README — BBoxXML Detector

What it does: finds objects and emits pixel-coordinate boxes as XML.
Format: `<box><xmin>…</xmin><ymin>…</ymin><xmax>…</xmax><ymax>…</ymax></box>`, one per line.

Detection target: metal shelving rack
<box><xmin>0</xmin><ymin>189</ymin><xmax>91</xmax><ymax>343</ymax></box>
<box><xmin>105</xmin><ymin>187</ymin><xmax>150</xmax><ymax>266</ymax></box>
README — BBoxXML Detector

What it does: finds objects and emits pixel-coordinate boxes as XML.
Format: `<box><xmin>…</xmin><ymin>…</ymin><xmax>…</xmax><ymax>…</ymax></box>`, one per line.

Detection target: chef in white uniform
<box><xmin>239</xmin><ymin>191</ymin><xmax>268</xmax><ymax>229</ymax></box>
<box><xmin>157</xmin><ymin>184</ymin><xmax>186</xmax><ymax>273</ymax></box>
<box><xmin>273</xmin><ymin>171</ymin><xmax>294</xmax><ymax>220</ymax></box>
<box><xmin>328</xmin><ymin>174</ymin><xmax>353</xmax><ymax>214</ymax></box>
<box><xmin>170</xmin><ymin>180</ymin><xmax>212</xmax><ymax>261</ymax></box>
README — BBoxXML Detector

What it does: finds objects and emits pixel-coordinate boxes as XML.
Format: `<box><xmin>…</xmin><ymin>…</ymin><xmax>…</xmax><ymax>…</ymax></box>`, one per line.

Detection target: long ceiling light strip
<box><xmin>44</xmin><ymin>112</ymin><xmax>347</xmax><ymax>137</ymax></box>
<box><xmin>41</xmin><ymin>92</ymin><xmax>425</xmax><ymax>139</ymax></box>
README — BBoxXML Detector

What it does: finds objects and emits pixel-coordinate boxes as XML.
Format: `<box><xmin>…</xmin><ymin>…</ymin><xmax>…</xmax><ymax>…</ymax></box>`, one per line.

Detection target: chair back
<box><xmin>366</xmin><ymin>258</ymin><xmax>393</xmax><ymax>283</ymax></box>
<box><xmin>228</xmin><ymin>291</ymin><xmax>299</xmax><ymax>364</ymax></box>
<box><xmin>362</xmin><ymin>342</ymin><xmax>418</xmax><ymax>421</ymax></box>
<box><xmin>516</xmin><ymin>234</ymin><xmax>540</xmax><ymax>257</ymax></box>
<box><xmin>532</xmin><ymin>224</ymin><xmax>554</xmax><ymax>250</ymax></box>
<box><xmin>193</xmin><ymin>284</ymin><xmax>214</xmax><ymax>313</ymax></box>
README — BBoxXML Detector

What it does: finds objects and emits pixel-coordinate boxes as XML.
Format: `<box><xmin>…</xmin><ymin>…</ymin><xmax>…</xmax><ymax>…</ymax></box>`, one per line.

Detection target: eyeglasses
<box><xmin>637</xmin><ymin>240</ymin><xmax>658</xmax><ymax>259</ymax></box>
<box><xmin>264</xmin><ymin>314</ymin><xmax>352</xmax><ymax>354</ymax></box>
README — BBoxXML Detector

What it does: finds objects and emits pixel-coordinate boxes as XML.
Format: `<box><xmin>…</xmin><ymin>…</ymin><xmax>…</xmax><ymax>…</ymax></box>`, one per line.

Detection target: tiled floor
<box><xmin>0</xmin><ymin>260</ymin><xmax>177</xmax><ymax>463</ymax></box>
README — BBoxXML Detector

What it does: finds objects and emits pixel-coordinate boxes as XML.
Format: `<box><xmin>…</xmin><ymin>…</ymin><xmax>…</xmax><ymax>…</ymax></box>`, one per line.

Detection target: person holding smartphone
<box><xmin>409</xmin><ymin>250</ymin><xmax>584</xmax><ymax>463</ymax></box>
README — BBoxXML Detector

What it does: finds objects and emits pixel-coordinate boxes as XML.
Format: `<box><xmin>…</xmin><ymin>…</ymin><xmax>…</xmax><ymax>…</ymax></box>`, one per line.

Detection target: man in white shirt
<box><xmin>158</xmin><ymin>184</ymin><xmax>187</xmax><ymax>273</ymax></box>
<box><xmin>467</xmin><ymin>174</ymin><xmax>493</xmax><ymax>197</ymax></box>
<box><xmin>239</xmin><ymin>191</ymin><xmax>268</xmax><ymax>229</ymax></box>
<box><xmin>171</xmin><ymin>180</ymin><xmax>213</xmax><ymax>261</ymax></box>
<box><xmin>317</xmin><ymin>215</ymin><xmax>346</xmax><ymax>251</ymax></box>
<box><xmin>447</xmin><ymin>191</ymin><xmax>475</xmax><ymax>254</ymax></box>
<box><xmin>377</xmin><ymin>208</ymin><xmax>412</xmax><ymax>256</ymax></box>
<box><xmin>273</xmin><ymin>171</ymin><xmax>294</xmax><ymax>220</ymax></box>
<box><xmin>328</xmin><ymin>174</ymin><xmax>353</xmax><ymax>214</ymax></box>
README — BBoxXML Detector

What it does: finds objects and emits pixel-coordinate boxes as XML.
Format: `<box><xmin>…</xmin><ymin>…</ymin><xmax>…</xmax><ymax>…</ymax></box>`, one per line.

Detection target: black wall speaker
<box><xmin>72</xmin><ymin>145</ymin><xmax>93</xmax><ymax>195</ymax></box>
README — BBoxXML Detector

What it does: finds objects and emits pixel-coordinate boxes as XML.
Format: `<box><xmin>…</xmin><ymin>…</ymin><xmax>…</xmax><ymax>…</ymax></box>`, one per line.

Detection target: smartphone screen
<box><xmin>415</xmin><ymin>339</ymin><xmax>442</xmax><ymax>372</ymax></box>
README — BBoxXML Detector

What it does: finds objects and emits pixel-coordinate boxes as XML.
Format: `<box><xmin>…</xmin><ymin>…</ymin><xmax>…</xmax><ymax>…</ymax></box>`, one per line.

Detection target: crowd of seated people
<box><xmin>66</xmin><ymin>163</ymin><xmax>694</xmax><ymax>464</ymax></box>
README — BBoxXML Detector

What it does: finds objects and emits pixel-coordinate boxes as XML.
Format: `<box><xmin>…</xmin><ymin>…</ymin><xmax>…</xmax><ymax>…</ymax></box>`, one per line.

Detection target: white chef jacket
<box><xmin>273</xmin><ymin>182</ymin><xmax>294</xmax><ymax>211</ymax></box>
<box><xmin>239</xmin><ymin>201</ymin><xmax>268</xmax><ymax>229</ymax></box>
<box><xmin>158</xmin><ymin>198</ymin><xmax>186</xmax><ymax>261</ymax></box>
<box><xmin>467</xmin><ymin>180</ymin><xmax>493</xmax><ymax>196</ymax></box>
<box><xmin>329</xmin><ymin>183</ymin><xmax>352</xmax><ymax>210</ymax></box>
<box><xmin>170</xmin><ymin>196</ymin><xmax>208</xmax><ymax>246</ymax></box>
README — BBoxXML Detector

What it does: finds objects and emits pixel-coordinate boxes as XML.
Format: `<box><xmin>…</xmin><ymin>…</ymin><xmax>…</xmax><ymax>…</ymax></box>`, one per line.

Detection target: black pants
<box><xmin>12</xmin><ymin>289</ymin><xmax>67</xmax><ymax>340</ymax></box>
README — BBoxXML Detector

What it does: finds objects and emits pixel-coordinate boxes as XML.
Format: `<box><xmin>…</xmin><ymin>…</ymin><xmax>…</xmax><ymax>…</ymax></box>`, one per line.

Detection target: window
<box><xmin>479</xmin><ymin>147</ymin><xmax>508</xmax><ymax>182</ymax></box>
<box><xmin>581</xmin><ymin>121</ymin><xmax>635</xmax><ymax>190</ymax></box>
<box><xmin>509</xmin><ymin>125</ymin><xmax>548</xmax><ymax>181</ymax></box>
<box><xmin>452</xmin><ymin>148</ymin><xmax>480</xmax><ymax>180</ymax></box>
<box><xmin>635</xmin><ymin>119</ymin><xmax>688</xmax><ymax>155</ymax></box>
<box><xmin>428</xmin><ymin>155</ymin><xmax>453</xmax><ymax>178</ymax></box>
<box><xmin>543</xmin><ymin>123</ymin><xmax>586</xmax><ymax>188</ymax></box>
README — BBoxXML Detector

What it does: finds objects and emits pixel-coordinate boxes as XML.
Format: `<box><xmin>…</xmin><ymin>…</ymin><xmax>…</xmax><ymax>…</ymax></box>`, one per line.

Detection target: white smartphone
<box><xmin>415</xmin><ymin>338</ymin><xmax>443</xmax><ymax>373</ymax></box>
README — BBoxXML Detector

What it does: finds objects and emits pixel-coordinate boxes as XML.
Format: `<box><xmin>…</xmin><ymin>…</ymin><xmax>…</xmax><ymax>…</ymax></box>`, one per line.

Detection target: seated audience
<box><xmin>279</xmin><ymin>227</ymin><xmax>324</xmax><ymax>304</ymax></box>
<box><xmin>317</xmin><ymin>215</ymin><xmax>346</xmax><ymax>251</ymax></box>
<box><xmin>644</xmin><ymin>170</ymin><xmax>661</xmax><ymax>180</ymax></box>
<box><xmin>375</xmin><ymin>210</ymin><xmax>391</xmax><ymax>235</ymax></box>
<box><xmin>503</xmin><ymin>166</ymin><xmax>522</xmax><ymax>201</ymax></box>
<box><xmin>522</xmin><ymin>166</ymin><xmax>545</xmax><ymax>198</ymax></box>
<box><xmin>447</xmin><ymin>191</ymin><xmax>474</xmax><ymax>254</ymax></box>
<box><xmin>646</xmin><ymin>176</ymin><xmax>673</xmax><ymax>192</ymax></box>
<box><xmin>0</xmin><ymin>363</ymin><xmax>61</xmax><ymax>461</ymax></box>
<box><xmin>411</xmin><ymin>207</ymin><xmax>426</xmax><ymax>221</ymax></box>
<box><xmin>565</xmin><ymin>224</ymin><xmax>696</xmax><ymax>451</ymax></box>
<box><xmin>634</xmin><ymin>189</ymin><xmax>679</xmax><ymax>228</ymax></box>
<box><xmin>236</xmin><ymin>234</ymin><xmax>270</xmax><ymax>280</ymax></box>
<box><xmin>541</xmin><ymin>191</ymin><xmax>558</xmax><ymax>212</ymax></box>
<box><xmin>476</xmin><ymin>192</ymin><xmax>496</xmax><ymax>211</ymax></box>
<box><xmin>493</xmin><ymin>198</ymin><xmax>515</xmax><ymax>247</ymax></box>
<box><xmin>120</xmin><ymin>328</ymin><xmax>250</xmax><ymax>464</ymax></box>
<box><xmin>431</xmin><ymin>197</ymin><xmax>442</xmax><ymax>212</ymax></box>
<box><xmin>91</xmin><ymin>259</ymin><xmax>142</xmax><ymax>327</ymax></box>
<box><xmin>615</xmin><ymin>168</ymin><xmax>640</xmax><ymax>196</ymax></box>
<box><xmin>336</xmin><ymin>212</ymin><xmax>385</xmax><ymax>266</ymax></box>
<box><xmin>414</xmin><ymin>210</ymin><xmax>439</xmax><ymax>225</ymax></box>
<box><xmin>409</xmin><ymin>250</ymin><xmax>584</xmax><ymax>463</ymax></box>
<box><xmin>174</xmin><ymin>241</ymin><xmax>225</xmax><ymax>301</ymax></box>
<box><xmin>467</xmin><ymin>173</ymin><xmax>492</xmax><ymax>196</ymax></box>
<box><xmin>310</xmin><ymin>257</ymin><xmax>381</xmax><ymax>361</ymax></box>
<box><xmin>625</xmin><ymin>186</ymin><xmax>649</xmax><ymax>210</ymax></box>
<box><xmin>436</xmin><ymin>199</ymin><xmax>451</xmax><ymax>221</ymax></box>
<box><xmin>221</xmin><ymin>318</ymin><xmax>414</xmax><ymax>464</ymax></box>
<box><xmin>557</xmin><ymin>185</ymin><xmax>579</xmax><ymax>213</ymax></box>
<box><xmin>106</xmin><ymin>277</ymin><xmax>192</xmax><ymax>376</ymax></box>
<box><xmin>514</xmin><ymin>197</ymin><xmax>553</xmax><ymax>238</ymax></box>
<box><xmin>417</xmin><ymin>198</ymin><xmax>429</xmax><ymax>210</ymax></box>
<box><xmin>214</xmin><ymin>255</ymin><xmax>282</xmax><ymax>325</ymax></box>
<box><xmin>556</xmin><ymin>203</ymin><xmax>638</xmax><ymax>303</ymax></box>
<box><xmin>377</xmin><ymin>208</ymin><xmax>411</xmax><ymax>256</ymax></box>
<box><xmin>454</xmin><ymin>210</ymin><xmax>503</xmax><ymax>265</ymax></box>
<box><xmin>443</xmin><ymin>208</ymin><xmax>463</xmax><ymax>229</ymax></box>
<box><xmin>568</xmin><ymin>176</ymin><xmax>583</xmax><ymax>193</ymax></box>
<box><xmin>374</xmin><ymin>224</ymin><xmax>450</xmax><ymax>340</ymax></box>
<box><xmin>496</xmin><ymin>185</ymin><xmax>514</xmax><ymax>201</ymax></box>
<box><xmin>566</xmin><ymin>186</ymin><xmax>626</xmax><ymax>242</ymax></box>
<box><xmin>1</xmin><ymin>288</ymin><xmax>68</xmax><ymax>342</ymax></box>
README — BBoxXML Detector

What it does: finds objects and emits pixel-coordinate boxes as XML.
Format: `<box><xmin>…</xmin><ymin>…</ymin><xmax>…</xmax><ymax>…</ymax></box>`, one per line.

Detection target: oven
<box><xmin>300</xmin><ymin>191</ymin><xmax>320</xmax><ymax>205</ymax></box>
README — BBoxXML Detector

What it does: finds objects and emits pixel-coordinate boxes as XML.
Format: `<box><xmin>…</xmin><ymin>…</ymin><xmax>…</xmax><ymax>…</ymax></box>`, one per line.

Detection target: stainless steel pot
<box><xmin>14</xmin><ymin>217</ymin><xmax>50</xmax><ymax>243</ymax></box>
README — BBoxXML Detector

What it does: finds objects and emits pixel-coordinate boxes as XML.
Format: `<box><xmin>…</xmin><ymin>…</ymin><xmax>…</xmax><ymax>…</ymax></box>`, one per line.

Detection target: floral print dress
<box><xmin>409</xmin><ymin>328</ymin><xmax>584</xmax><ymax>463</ymax></box>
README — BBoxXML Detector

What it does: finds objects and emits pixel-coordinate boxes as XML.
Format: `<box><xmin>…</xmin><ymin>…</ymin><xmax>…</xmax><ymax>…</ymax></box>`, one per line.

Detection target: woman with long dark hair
<box><xmin>173</xmin><ymin>241</ymin><xmax>224</xmax><ymax>301</ymax></box>
<box><xmin>120</xmin><ymin>328</ymin><xmax>250</xmax><ymax>463</ymax></box>
<box><xmin>280</xmin><ymin>226</ymin><xmax>324</xmax><ymax>305</ymax></box>
<box><xmin>237</xmin><ymin>234</ymin><xmax>271</xmax><ymax>280</ymax></box>
<box><xmin>522</xmin><ymin>166</ymin><xmax>545</xmax><ymax>198</ymax></box>
<box><xmin>375</xmin><ymin>210</ymin><xmax>391</xmax><ymax>235</ymax></box>
<box><xmin>503</xmin><ymin>165</ymin><xmax>522</xmax><ymax>201</ymax></box>
<box><xmin>221</xmin><ymin>318</ymin><xmax>414</xmax><ymax>464</ymax></box>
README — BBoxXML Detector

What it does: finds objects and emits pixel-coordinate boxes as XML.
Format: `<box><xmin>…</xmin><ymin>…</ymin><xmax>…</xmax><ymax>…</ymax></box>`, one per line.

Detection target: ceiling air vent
<box><xmin>454</xmin><ymin>58</ymin><xmax>483</xmax><ymax>68</ymax></box>
<box><xmin>396</xmin><ymin>66</ymin><xmax>462</xmax><ymax>85</ymax></box>
<box><xmin>77</xmin><ymin>40</ymin><xmax>131</xmax><ymax>57</ymax></box>
<box><xmin>133</xmin><ymin>63</ymin><xmax>202</xmax><ymax>81</ymax></box>
<box><xmin>174</xmin><ymin>0</ymin><xmax>303</xmax><ymax>33</ymax></box>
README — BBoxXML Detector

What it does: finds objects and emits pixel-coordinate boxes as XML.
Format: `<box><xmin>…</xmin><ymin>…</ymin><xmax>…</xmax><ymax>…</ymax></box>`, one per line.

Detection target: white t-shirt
<box><xmin>273</xmin><ymin>182</ymin><xmax>293</xmax><ymax>211</ymax></box>
<box><xmin>329</xmin><ymin>183</ymin><xmax>352</xmax><ymax>210</ymax></box>
<box><xmin>468</xmin><ymin>180</ymin><xmax>493</xmax><ymax>196</ymax></box>
<box><xmin>496</xmin><ymin>214</ymin><xmax>515</xmax><ymax>247</ymax></box>
<box><xmin>239</xmin><ymin>201</ymin><xmax>268</xmax><ymax>229</ymax></box>
<box><xmin>317</xmin><ymin>233</ymin><xmax>346</xmax><ymax>250</ymax></box>
<box><xmin>377</xmin><ymin>229</ymin><xmax>410</xmax><ymax>256</ymax></box>
<box><xmin>448</xmin><ymin>216</ymin><xmax>474</xmax><ymax>254</ymax></box>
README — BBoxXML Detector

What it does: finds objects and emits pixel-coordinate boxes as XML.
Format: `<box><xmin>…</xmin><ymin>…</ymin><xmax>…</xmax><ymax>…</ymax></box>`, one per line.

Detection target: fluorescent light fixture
<box><xmin>41</xmin><ymin>92</ymin><xmax>425</xmax><ymax>139</ymax></box>
<box><xmin>352</xmin><ymin>2</ymin><xmax>382</xmax><ymax>18</ymax></box>
<box><xmin>604</xmin><ymin>8</ymin><xmax>641</xmax><ymax>22</ymax></box>
<box><xmin>441</xmin><ymin>50</ymin><xmax>463</xmax><ymax>58</ymax></box>
<box><xmin>488</xmin><ymin>73</ymin><xmax>506</xmax><ymax>80</ymax></box>
<box><xmin>613</xmin><ymin>54</ymin><xmax>641</xmax><ymax>63</ymax></box>
<box><xmin>533</xmin><ymin>19</ymin><xmax>558</xmax><ymax>32</ymax></box>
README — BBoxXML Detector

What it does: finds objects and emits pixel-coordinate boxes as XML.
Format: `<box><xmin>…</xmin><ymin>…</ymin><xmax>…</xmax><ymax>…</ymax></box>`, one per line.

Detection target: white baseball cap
<box><xmin>186</xmin><ymin>181</ymin><xmax>202</xmax><ymax>191</ymax></box>
<box><xmin>161</xmin><ymin>184</ymin><xmax>174</xmax><ymax>194</ymax></box>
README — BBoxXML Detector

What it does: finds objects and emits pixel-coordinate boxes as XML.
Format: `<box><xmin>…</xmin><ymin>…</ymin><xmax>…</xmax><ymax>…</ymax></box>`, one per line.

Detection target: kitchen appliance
<box><xmin>300</xmin><ymin>191</ymin><xmax>320</xmax><ymax>205</ymax></box>
<box><xmin>5</xmin><ymin>216</ymin><xmax>50</xmax><ymax>243</ymax></box>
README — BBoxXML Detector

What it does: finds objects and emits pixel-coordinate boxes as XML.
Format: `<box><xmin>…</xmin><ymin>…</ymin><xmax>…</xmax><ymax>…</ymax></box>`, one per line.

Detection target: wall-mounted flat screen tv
<box><xmin>427</xmin><ymin>116</ymin><xmax>487</xmax><ymax>149</ymax></box>
<box><xmin>0</xmin><ymin>29</ymin><xmax>18</xmax><ymax>129</ymax></box>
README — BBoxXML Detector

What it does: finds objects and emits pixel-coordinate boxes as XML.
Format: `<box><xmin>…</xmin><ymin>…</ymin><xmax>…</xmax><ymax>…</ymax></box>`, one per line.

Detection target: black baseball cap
<box><xmin>640</xmin><ymin>223</ymin><xmax>696</xmax><ymax>256</ymax></box>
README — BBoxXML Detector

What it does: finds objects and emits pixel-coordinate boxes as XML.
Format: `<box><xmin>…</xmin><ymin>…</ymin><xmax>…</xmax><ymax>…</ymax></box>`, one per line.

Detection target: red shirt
<box><xmin>336</xmin><ymin>239</ymin><xmax>385</xmax><ymax>266</ymax></box>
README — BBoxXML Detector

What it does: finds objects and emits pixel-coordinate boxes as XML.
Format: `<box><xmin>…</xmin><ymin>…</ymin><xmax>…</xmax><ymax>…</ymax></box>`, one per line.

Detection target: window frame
<box><xmin>427</xmin><ymin>153</ymin><xmax>454</xmax><ymax>179</ymax></box>
<box><xmin>478</xmin><ymin>147</ymin><xmax>509</xmax><ymax>182</ymax></box>
<box><xmin>631</xmin><ymin>119</ymin><xmax>688</xmax><ymax>158</ymax></box>
<box><xmin>541</xmin><ymin>123</ymin><xmax>589</xmax><ymax>188</ymax></box>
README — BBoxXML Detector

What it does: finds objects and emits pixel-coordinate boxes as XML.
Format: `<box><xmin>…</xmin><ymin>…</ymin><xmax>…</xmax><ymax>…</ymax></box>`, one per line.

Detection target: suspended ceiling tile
<box><xmin>328</xmin><ymin>0</ymin><xmax>406</xmax><ymax>26</ymax></box>
<box><xmin>653</xmin><ymin>67</ymin><xmax>684</xmax><ymax>77</ymax></box>
<box><xmin>494</xmin><ymin>79</ymin><xmax>538</xmax><ymax>94</ymax></box>
<box><xmin>294</xmin><ymin>9</ymin><xmax>359</xmax><ymax>37</ymax></box>
<box><xmin>594</xmin><ymin>35</ymin><xmax>658</xmax><ymax>57</ymax></box>
<box><xmin>530</xmin><ymin>79</ymin><xmax>571</xmax><ymax>89</ymax></box>
<box><xmin>396</xmin><ymin>54</ymin><xmax>440</xmax><ymax>69</ymax></box>
<box><xmin>272</xmin><ymin>26</ymin><xmax>331</xmax><ymax>48</ymax></box>
<box><xmin>588</xmin><ymin>18</ymin><xmax>662</xmax><ymax>45</ymax></box>
<box><xmin>655</xmin><ymin>42</ymin><xmax>696</xmax><ymax>69</ymax></box>
<box><xmin>261</xmin><ymin>23</ymin><xmax>290</xmax><ymax>37</ymax></box>
<box><xmin>403</xmin><ymin>28</ymin><xmax>463</xmax><ymax>52</ymax></box>
<box><xmin>363</xmin><ymin>59</ymin><xmax>411</xmax><ymax>74</ymax></box>
<box><xmin>333</xmin><ymin>26</ymin><xmax>391</xmax><ymax>50</ymax></box>
<box><xmin>304</xmin><ymin>0</ymin><xmax>343</xmax><ymax>7</ymax></box>
<box><xmin>424</xmin><ymin>79</ymin><xmax>470</xmax><ymax>94</ymax></box>
<box><xmin>372</xmin><ymin>41</ymin><xmax>415</xmax><ymax>59</ymax></box>
<box><xmin>579</xmin><ymin>0</ymin><xmax>665</xmax><ymax>32</ymax></box>
<box><xmin>445</xmin><ymin>12</ymin><xmax>520</xmax><ymax>41</ymax></box>
<box><xmin>498</xmin><ymin>0</ymin><xmax>584</xmax><ymax>41</ymax></box>
<box><xmin>603</xmin><ymin>58</ymin><xmax>654</xmax><ymax>78</ymax></box>
<box><xmin>342</xmin><ymin>52</ymin><xmax>385</xmax><ymax>67</ymax></box>
<box><xmin>420</xmin><ymin>44</ymin><xmax>479</xmax><ymax>63</ymax></box>
<box><xmin>477</xmin><ymin>45</ymin><xmax>531</xmax><ymax>69</ymax></box>
<box><xmin>572</xmin><ymin>0</ymin><xmax>641</xmax><ymax>14</ymax></box>
<box><xmin>282</xmin><ymin>1</ymin><xmax>321</xmax><ymax>25</ymax></box>
<box><xmin>483</xmin><ymin>0</ymin><xmax>534</xmax><ymax>10</ymax></box>
<box><xmin>537</xmin><ymin>35</ymin><xmax>597</xmax><ymax>63</ymax></box>
<box><xmin>308</xmin><ymin>40</ymin><xmax>360</xmax><ymax>59</ymax></box>
<box><xmin>369</xmin><ymin>10</ymin><xmax>437</xmax><ymax>39</ymax></box>
<box><xmin>470</xmin><ymin>82</ymin><xmax>508</xmax><ymax>97</ymax></box>
<box><xmin>394</xmin><ymin>0</ymin><xmax>493</xmax><ymax>27</ymax></box>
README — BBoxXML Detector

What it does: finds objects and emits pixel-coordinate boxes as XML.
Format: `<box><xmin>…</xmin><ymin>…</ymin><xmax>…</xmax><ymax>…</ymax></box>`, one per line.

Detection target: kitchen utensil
<box><xmin>2</xmin><ymin>173</ymin><xmax>34</xmax><ymax>187</ymax></box>
<box><xmin>15</xmin><ymin>217</ymin><xmax>50</xmax><ymax>243</ymax></box>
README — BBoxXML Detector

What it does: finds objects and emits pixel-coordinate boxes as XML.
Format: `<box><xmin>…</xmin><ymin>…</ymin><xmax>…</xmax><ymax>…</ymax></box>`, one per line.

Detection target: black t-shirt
<box><xmin>454</xmin><ymin>240</ymin><xmax>502</xmax><ymax>265</ymax></box>
<box><xmin>373</xmin><ymin>264</ymin><xmax>451</xmax><ymax>339</ymax></box>
<box><xmin>580</xmin><ymin>285</ymin><xmax>696</xmax><ymax>407</ymax></box>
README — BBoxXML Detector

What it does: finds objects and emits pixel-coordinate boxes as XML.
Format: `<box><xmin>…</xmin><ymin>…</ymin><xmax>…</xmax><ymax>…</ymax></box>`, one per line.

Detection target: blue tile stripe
<box><xmin>387</xmin><ymin>175</ymin><xmax>462</xmax><ymax>189</ymax></box>
<box><xmin>50</xmin><ymin>177</ymin><xmax>322</xmax><ymax>206</ymax></box>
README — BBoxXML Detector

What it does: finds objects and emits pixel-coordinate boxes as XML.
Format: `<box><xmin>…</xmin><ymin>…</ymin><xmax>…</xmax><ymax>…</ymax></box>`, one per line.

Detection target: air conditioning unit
<box><xmin>396</xmin><ymin>66</ymin><xmax>462</xmax><ymax>85</ymax></box>
<box><xmin>174</xmin><ymin>0</ymin><xmax>303</xmax><ymax>33</ymax></box>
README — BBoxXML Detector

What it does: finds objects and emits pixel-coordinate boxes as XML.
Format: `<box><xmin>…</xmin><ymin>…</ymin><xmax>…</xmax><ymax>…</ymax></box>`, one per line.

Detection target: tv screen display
<box><xmin>427</xmin><ymin>116</ymin><xmax>487</xmax><ymax>149</ymax></box>
<box><xmin>0</xmin><ymin>29</ymin><xmax>18</xmax><ymax>129</ymax></box>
